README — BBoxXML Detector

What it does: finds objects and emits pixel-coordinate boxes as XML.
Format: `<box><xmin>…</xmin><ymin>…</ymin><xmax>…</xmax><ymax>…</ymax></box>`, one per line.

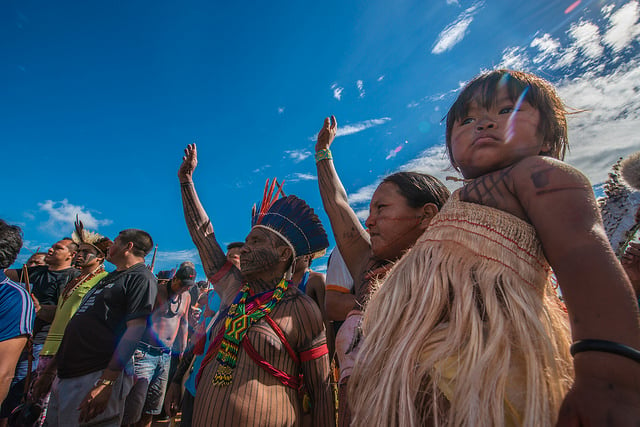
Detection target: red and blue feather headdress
<box><xmin>251</xmin><ymin>178</ymin><xmax>329</xmax><ymax>258</ymax></box>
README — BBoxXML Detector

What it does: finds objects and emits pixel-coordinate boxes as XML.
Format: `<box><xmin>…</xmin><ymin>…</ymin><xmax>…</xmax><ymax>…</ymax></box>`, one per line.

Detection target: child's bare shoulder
<box><xmin>510</xmin><ymin>156</ymin><xmax>591</xmax><ymax>196</ymax></box>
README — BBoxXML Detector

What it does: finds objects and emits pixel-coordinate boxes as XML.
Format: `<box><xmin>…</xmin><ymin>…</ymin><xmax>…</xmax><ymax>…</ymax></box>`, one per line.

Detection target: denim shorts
<box><xmin>121</xmin><ymin>346</ymin><xmax>171</xmax><ymax>423</ymax></box>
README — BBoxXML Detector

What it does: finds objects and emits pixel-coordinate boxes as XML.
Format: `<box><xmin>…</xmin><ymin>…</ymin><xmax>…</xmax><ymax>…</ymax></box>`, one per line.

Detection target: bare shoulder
<box><xmin>510</xmin><ymin>156</ymin><xmax>590</xmax><ymax>196</ymax></box>
<box><xmin>270</xmin><ymin>289</ymin><xmax>325</xmax><ymax>345</ymax></box>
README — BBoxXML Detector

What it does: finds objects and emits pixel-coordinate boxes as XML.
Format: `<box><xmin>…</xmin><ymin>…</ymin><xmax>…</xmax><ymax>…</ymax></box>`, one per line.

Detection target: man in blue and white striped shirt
<box><xmin>0</xmin><ymin>219</ymin><xmax>35</xmax><ymax>406</ymax></box>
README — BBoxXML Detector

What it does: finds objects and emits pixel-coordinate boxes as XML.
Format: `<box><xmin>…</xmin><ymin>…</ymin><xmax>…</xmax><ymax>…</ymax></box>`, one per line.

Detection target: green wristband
<box><xmin>315</xmin><ymin>148</ymin><xmax>333</xmax><ymax>163</ymax></box>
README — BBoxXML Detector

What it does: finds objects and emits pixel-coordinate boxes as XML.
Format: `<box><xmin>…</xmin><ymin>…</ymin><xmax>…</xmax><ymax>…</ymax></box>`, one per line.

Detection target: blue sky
<box><xmin>3</xmin><ymin>0</ymin><xmax>640</xmax><ymax>278</ymax></box>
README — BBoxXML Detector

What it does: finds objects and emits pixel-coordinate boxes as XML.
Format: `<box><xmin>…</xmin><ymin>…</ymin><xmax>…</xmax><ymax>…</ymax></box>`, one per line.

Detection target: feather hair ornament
<box><xmin>598</xmin><ymin>151</ymin><xmax>640</xmax><ymax>258</ymax></box>
<box><xmin>251</xmin><ymin>178</ymin><xmax>329</xmax><ymax>259</ymax></box>
<box><xmin>71</xmin><ymin>215</ymin><xmax>113</xmax><ymax>256</ymax></box>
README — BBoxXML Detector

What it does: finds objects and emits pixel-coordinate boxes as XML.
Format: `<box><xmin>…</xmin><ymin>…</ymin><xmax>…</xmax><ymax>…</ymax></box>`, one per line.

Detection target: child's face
<box><xmin>449</xmin><ymin>86</ymin><xmax>551</xmax><ymax>179</ymax></box>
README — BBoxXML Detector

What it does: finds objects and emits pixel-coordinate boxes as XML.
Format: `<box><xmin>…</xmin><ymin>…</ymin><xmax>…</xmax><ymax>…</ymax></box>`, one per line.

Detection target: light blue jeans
<box><xmin>121</xmin><ymin>346</ymin><xmax>171</xmax><ymax>424</ymax></box>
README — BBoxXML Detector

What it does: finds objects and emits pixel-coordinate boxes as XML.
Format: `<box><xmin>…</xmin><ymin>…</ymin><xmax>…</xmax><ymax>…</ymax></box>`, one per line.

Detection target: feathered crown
<box><xmin>71</xmin><ymin>215</ymin><xmax>113</xmax><ymax>256</ymax></box>
<box><xmin>598</xmin><ymin>151</ymin><xmax>640</xmax><ymax>258</ymax></box>
<box><xmin>251</xmin><ymin>178</ymin><xmax>329</xmax><ymax>258</ymax></box>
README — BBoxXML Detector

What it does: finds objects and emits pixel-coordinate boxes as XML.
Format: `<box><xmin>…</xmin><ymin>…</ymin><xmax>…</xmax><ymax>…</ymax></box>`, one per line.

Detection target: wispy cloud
<box><xmin>331</xmin><ymin>83</ymin><xmax>343</xmax><ymax>100</ymax></box>
<box><xmin>603</xmin><ymin>1</ymin><xmax>640</xmax><ymax>52</ymax></box>
<box><xmin>154</xmin><ymin>249</ymin><xmax>200</xmax><ymax>265</ymax></box>
<box><xmin>287</xmin><ymin>173</ymin><xmax>317</xmax><ymax>182</ymax></box>
<box><xmin>348</xmin><ymin>182</ymin><xmax>379</xmax><ymax>206</ymax></box>
<box><xmin>483</xmin><ymin>1</ymin><xmax>640</xmax><ymax>185</ymax></box>
<box><xmin>356</xmin><ymin>80</ymin><xmax>365</xmax><ymax>98</ymax></box>
<box><xmin>337</xmin><ymin>117</ymin><xmax>391</xmax><ymax>137</ymax></box>
<box><xmin>252</xmin><ymin>164</ymin><xmax>272</xmax><ymax>173</ymax></box>
<box><xmin>432</xmin><ymin>2</ymin><xmax>483</xmax><ymax>54</ymax></box>
<box><xmin>377</xmin><ymin>75</ymin><xmax>385</xmax><ymax>82</ymax></box>
<box><xmin>37</xmin><ymin>199</ymin><xmax>112</xmax><ymax>232</ymax></box>
<box><xmin>307</xmin><ymin>117</ymin><xmax>391</xmax><ymax>141</ymax></box>
<box><xmin>278</xmin><ymin>107</ymin><xmax>285</xmax><ymax>114</ymax></box>
<box><xmin>570</xmin><ymin>20</ymin><xmax>604</xmax><ymax>61</ymax></box>
<box><xmin>446</xmin><ymin>0</ymin><xmax>460</xmax><ymax>5</ymax></box>
<box><xmin>285</xmin><ymin>149</ymin><xmax>312</xmax><ymax>163</ymax></box>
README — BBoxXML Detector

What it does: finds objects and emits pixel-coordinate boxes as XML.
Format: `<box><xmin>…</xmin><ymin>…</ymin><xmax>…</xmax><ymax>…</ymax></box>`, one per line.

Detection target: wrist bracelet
<box><xmin>315</xmin><ymin>148</ymin><xmax>332</xmax><ymax>163</ymax></box>
<box><xmin>94</xmin><ymin>378</ymin><xmax>116</xmax><ymax>387</ymax></box>
<box><xmin>570</xmin><ymin>339</ymin><xmax>640</xmax><ymax>363</ymax></box>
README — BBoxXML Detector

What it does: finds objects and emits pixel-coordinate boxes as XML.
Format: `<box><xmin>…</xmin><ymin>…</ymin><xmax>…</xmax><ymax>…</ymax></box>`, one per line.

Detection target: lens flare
<box><xmin>506</xmin><ymin>86</ymin><xmax>529</xmax><ymax>142</ymax></box>
<box><xmin>565</xmin><ymin>0</ymin><xmax>581</xmax><ymax>14</ymax></box>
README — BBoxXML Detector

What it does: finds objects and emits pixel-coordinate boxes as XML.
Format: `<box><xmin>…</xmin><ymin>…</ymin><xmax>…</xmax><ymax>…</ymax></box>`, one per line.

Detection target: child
<box><xmin>349</xmin><ymin>70</ymin><xmax>640</xmax><ymax>426</ymax></box>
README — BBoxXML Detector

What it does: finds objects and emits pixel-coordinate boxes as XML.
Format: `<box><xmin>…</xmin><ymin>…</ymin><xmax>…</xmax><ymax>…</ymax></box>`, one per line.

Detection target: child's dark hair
<box><xmin>445</xmin><ymin>69</ymin><xmax>568</xmax><ymax>168</ymax></box>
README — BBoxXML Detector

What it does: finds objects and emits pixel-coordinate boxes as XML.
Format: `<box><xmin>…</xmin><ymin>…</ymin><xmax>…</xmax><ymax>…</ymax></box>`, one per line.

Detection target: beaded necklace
<box><xmin>60</xmin><ymin>265</ymin><xmax>105</xmax><ymax>304</ymax></box>
<box><xmin>213</xmin><ymin>277</ymin><xmax>289</xmax><ymax>386</ymax></box>
<box><xmin>165</xmin><ymin>281</ymin><xmax>182</xmax><ymax>317</ymax></box>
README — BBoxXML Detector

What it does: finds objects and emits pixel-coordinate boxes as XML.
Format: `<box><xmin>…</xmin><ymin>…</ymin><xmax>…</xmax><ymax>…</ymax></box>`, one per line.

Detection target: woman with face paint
<box><xmin>315</xmin><ymin>116</ymin><xmax>450</xmax><ymax>426</ymax></box>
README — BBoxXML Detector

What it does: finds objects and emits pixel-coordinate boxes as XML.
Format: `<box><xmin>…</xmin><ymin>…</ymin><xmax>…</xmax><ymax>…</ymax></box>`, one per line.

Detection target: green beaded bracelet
<box><xmin>315</xmin><ymin>148</ymin><xmax>333</xmax><ymax>163</ymax></box>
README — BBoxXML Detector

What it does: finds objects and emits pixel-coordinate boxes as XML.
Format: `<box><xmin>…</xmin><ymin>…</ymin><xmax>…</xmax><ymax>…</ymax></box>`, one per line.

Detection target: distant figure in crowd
<box><xmin>179</xmin><ymin>144</ymin><xmax>334</xmax><ymax>426</ymax></box>
<box><xmin>1</xmin><ymin>238</ymin><xmax>79</xmax><ymax>422</ymax></box>
<box><xmin>350</xmin><ymin>69</ymin><xmax>640</xmax><ymax>425</ymax></box>
<box><xmin>0</xmin><ymin>220</ymin><xmax>35</xmax><ymax>407</ymax></box>
<box><xmin>323</xmin><ymin>248</ymin><xmax>353</xmax><ymax>363</ymax></box>
<box><xmin>44</xmin><ymin>229</ymin><xmax>157</xmax><ymax>426</ymax></box>
<box><xmin>30</xmin><ymin>220</ymin><xmax>112</xmax><ymax>423</ymax></box>
<box><xmin>165</xmin><ymin>243</ymin><xmax>242</xmax><ymax>427</ymax></box>
<box><xmin>122</xmin><ymin>262</ymin><xmax>194</xmax><ymax>427</ymax></box>
<box><xmin>315</xmin><ymin>115</ymin><xmax>450</xmax><ymax>426</ymax></box>
<box><xmin>25</xmin><ymin>252</ymin><xmax>47</xmax><ymax>268</ymax></box>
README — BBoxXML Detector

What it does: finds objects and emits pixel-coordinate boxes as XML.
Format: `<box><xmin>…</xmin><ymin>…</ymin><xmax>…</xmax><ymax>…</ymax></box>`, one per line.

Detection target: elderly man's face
<box><xmin>240</xmin><ymin>228</ymin><xmax>282</xmax><ymax>278</ymax></box>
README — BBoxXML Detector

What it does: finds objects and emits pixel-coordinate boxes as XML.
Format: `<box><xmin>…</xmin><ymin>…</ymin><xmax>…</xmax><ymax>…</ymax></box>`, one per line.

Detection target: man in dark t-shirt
<box><xmin>42</xmin><ymin>229</ymin><xmax>157</xmax><ymax>427</ymax></box>
<box><xmin>1</xmin><ymin>238</ymin><xmax>78</xmax><ymax>420</ymax></box>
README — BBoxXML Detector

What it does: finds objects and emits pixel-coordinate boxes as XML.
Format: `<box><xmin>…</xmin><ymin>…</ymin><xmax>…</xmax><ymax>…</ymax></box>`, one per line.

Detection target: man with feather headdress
<box><xmin>178</xmin><ymin>144</ymin><xmax>334</xmax><ymax>427</ymax></box>
<box><xmin>29</xmin><ymin>219</ymin><xmax>113</xmax><ymax>423</ymax></box>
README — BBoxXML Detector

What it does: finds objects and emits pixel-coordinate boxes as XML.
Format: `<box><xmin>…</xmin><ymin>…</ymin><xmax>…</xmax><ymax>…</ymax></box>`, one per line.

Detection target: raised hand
<box><xmin>316</xmin><ymin>116</ymin><xmax>337</xmax><ymax>152</ymax></box>
<box><xmin>178</xmin><ymin>143</ymin><xmax>198</xmax><ymax>183</ymax></box>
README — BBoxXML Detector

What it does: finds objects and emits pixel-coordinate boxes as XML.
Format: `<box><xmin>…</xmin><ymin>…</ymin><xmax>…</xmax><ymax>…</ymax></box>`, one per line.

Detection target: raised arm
<box><xmin>513</xmin><ymin>157</ymin><xmax>640</xmax><ymax>424</ymax></box>
<box><xmin>179</xmin><ymin>144</ymin><xmax>231</xmax><ymax>279</ymax></box>
<box><xmin>315</xmin><ymin>116</ymin><xmax>371</xmax><ymax>277</ymax></box>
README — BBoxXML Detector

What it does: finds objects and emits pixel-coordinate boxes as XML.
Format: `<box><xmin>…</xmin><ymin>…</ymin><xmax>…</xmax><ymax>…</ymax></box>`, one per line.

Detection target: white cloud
<box><xmin>377</xmin><ymin>75</ymin><xmax>385</xmax><ymax>82</ymax></box>
<box><xmin>331</xmin><ymin>83</ymin><xmax>343</xmax><ymax>100</ymax></box>
<box><xmin>531</xmin><ymin>33</ymin><xmax>561</xmax><ymax>64</ymax></box>
<box><xmin>308</xmin><ymin>117</ymin><xmax>392</xmax><ymax>141</ymax></box>
<box><xmin>559</xmin><ymin>61</ymin><xmax>640</xmax><ymax>185</ymax></box>
<box><xmin>603</xmin><ymin>1</ymin><xmax>640</xmax><ymax>52</ymax></box>
<box><xmin>154</xmin><ymin>249</ymin><xmax>200</xmax><ymax>265</ymax></box>
<box><xmin>498</xmin><ymin>46</ymin><xmax>531</xmax><ymax>70</ymax></box>
<box><xmin>357</xmin><ymin>80</ymin><xmax>365</xmax><ymax>98</ymax></box>
<box><xmin>569</xmin><ymin>20</ymin><xmax>604</xmax><ymax>60</ymax></box>
<box><xmin>348</xmin><ymin>182</ymin><xmax>379</xmax><ymax>206</ymax></box>
<box><xmin>337</xmin><ymin>117</ymin><xmax>391</xmax><ymax>137</ymax></box>
<box><xmin>446</xmin><ymin>0</ymin><xmax>460</xmax><ymax>5</ymax></box>
<box><xmin>285</xmin><ymin>149</ymin><xmax>312</xmax><ymax>163</ymax></box>
<box><xmin>38</xmin><ymin>199</ymin><xmax>112</xmax><ymax>232</ymax></box>
<box><xmin>432</xmin><ymin>2</ymin><xmax>483</xmax><ymax>54</ymax></box>
<box><xmin>287</xmin><ymin>173</ymin><xmax>317</xmax><ymax>182</ymax></box>
<box><xmin>252</xmin><ymin>164</ymin><xmax>272</xmax><ymax>173</ymax></box>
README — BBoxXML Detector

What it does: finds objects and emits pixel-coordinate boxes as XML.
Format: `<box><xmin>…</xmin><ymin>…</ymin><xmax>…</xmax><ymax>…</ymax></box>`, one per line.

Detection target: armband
<box><xmin>570</xmin><ymin>339</ymin><xmax>640</xmax><ymax>363</ymax></box>
<box><xmin>315</xmin><ymin>149</ymin><xmax>332</xmax><ymax>163</ymax></box>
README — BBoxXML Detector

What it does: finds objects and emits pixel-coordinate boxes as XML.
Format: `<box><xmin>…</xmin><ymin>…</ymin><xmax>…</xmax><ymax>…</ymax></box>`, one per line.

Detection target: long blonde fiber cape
<box><xmin>349</xmin><ymin>191</ymin><xmax>573</xmax><ymax>426</ymax></box>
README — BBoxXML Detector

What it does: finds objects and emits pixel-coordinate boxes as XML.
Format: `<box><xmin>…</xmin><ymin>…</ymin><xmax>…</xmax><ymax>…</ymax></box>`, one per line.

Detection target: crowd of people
<box><xmin>1</xmin><ymin>69</ymin><xmax>640</xmax><ymax>426</ymax></box>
